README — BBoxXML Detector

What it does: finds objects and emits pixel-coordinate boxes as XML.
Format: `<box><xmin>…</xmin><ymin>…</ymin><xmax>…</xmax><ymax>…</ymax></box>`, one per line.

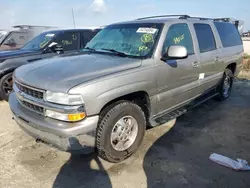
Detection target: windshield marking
<box><xmin>85</xmin><ymin>23</ymin><xmax>162</xmax><ymax>58</ymax></box>
<box><xmin>173</xmin><ymin>34</ymin><xmax>185</xmax><ymax>44</ymax></box>
<box><xmin>137</xmin><ymin>27</ymin><xmax>158</xmax><ymax>34</ymax></box>
<box><xmin>141</xmin><ymin>34</ymin><xmax>154</xmax><ymax>43</ymax></box>
<box><xmin>46</xmin><ymin>34</ymin><xmax>55</xmax><ymax>37</ymax></box>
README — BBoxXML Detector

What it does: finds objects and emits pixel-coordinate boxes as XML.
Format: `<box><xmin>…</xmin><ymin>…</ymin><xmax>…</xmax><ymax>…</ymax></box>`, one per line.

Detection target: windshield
<box><xmin>0</xmin><ymin>31</ymin><xmax>8</xmax><ymax>43</ymax></box>
<box><xmin>21</xmin><ymin>32</ymin><xmax>58</xmax><ymax>50</ymax></box>
<box><xmin>85</xmin><ymin>23</ymin><xmax>163</xmax><ymax>58</ymax></box>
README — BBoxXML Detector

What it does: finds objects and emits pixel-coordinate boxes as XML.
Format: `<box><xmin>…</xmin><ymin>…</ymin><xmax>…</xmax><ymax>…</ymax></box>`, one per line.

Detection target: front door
<box><xmin>41</xmin><ymin>31</ymin><xmax>81</xmax><ymax>59</ymax></box>
<box><xmin>155</xmin><ymin>23</ymin><xmax>201</xmax><ymax>115</ymax></box>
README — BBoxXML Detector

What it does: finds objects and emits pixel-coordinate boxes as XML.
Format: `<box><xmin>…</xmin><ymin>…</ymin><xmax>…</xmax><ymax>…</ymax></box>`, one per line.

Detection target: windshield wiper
<box><xmin>82</xmin><ymin>47</ymin><xmax>96</xmax><ymax>52</ymax></box>
<box><xmin>101</xmin><ymin>48</ymin><xmax>129</xmax><ymax>57</ymax></box>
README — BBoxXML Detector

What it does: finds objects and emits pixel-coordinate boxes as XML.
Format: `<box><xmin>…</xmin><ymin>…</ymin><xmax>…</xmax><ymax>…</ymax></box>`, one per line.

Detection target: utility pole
<box><xmin>72</xmin><ymin>8</ymin><xmax>76</xmax><ymax>28</ymax></box>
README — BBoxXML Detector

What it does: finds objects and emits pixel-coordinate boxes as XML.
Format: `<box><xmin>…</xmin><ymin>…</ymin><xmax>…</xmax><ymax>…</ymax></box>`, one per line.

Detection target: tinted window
<box><xmin>82</xmin><ymin>30</ymin><xmax>100</xmax><ymax>47</ymax></box>
<box><xmin>22</xmin><ymin>32</ymin><xmax>58</xmax><ymax>50</ymax></box>
<box><xmin>194</xmin><ymin>24</ymin><xmax>216</xmax><ymax>53</ymax></box>
<box><xmin>214</xmin><ymin>22</ymin><xmax>242</xmax><ymax>47</ymax></box>
<box><xmin>55</xmin><ymin>31</ymin><xmax>80</xmax><ymax>51</ymax></box>
<box><xmin>163</xmin><ymin>23</ymin><xmax>194</xmax><ymax>55</ymax></box>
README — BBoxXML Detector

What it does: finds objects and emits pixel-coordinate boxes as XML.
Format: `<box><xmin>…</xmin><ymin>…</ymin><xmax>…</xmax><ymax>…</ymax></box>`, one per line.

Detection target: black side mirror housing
<box><xmin>48</xmin><ymin>42</ymin><xmax>64</xmax><ymax>54</ymax></box>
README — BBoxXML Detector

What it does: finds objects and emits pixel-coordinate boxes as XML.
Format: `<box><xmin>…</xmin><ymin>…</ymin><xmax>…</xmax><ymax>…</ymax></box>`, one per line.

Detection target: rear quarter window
<box><xmin>214</xmin><ymin>22</ymin><xmax>242</xmax><ymax>47</ymax></box>
<box><xmin>194</xmin><ymin>23</ymin><xmax>216</xmax><ymax>53</ymax></box>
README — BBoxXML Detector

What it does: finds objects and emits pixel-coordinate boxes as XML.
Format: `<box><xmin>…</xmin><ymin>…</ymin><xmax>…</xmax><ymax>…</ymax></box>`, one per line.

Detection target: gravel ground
<box><xmin>0</xmin><ymin>80</ymin><xmax>249</xmax><ymax>188</ymax></box>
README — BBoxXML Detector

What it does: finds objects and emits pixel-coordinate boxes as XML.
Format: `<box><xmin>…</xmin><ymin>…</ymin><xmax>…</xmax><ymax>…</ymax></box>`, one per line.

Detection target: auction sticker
<box><xmin>46</xmin><ymin>34</ymin><xmax>55</xmax><ymax>37</ymax></box>
<box><xmin>137</xmin><ymin>28</ymin><xmax>157</xmax><ymax>34</ymax></box>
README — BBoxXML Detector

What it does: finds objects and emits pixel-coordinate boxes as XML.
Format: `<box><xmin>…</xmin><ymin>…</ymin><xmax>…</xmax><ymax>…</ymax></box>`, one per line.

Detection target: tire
<box><xmin>96</xmin><ymin>101</ymin><xmax>146</xmax><ymax>163</ymax></box>
<box><xmin>0</xmin><ymin>72</ymin><xmax>13</xmax><ymax>101</ymax></box>
<box><xmin>215</xmin><ymin>68</ymin><xmax>233</xmax><ymax>101</ymax></box>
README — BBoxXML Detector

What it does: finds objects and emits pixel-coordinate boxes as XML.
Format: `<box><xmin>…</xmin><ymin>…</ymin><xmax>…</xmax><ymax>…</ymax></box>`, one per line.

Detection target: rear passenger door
<box><xmin>193</xmin><ymin>23</ymin><xmax>220</xmax><ymax>93</ymax></box>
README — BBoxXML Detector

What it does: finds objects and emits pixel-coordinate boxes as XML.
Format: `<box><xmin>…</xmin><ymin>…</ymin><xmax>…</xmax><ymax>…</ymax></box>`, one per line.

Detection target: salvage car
<box><xmin>9</xmin><ymin>15</ymin><xmax>243</xmax><ymax>163</ymax></box>
<box><xmin>0</xmin><ymin>25</ymin><xmax>56</xmax><ymax>51</ymax></box>
<box><xmin>0</xmin><ymin>28</ymin><xmax>101</xmax><ymax>100</ymax></box>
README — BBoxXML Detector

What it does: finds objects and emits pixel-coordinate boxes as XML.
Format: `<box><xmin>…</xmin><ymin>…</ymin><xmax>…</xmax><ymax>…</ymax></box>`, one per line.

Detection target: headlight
<box><xmin>45</xmin><ymin>91</ymin><xmax>84</xmax><ymax>105</ymax></box>
<box><xmin>45</xmin><ymin>109</ymin><xmax>86</xmax><ymax>122</ymax></box>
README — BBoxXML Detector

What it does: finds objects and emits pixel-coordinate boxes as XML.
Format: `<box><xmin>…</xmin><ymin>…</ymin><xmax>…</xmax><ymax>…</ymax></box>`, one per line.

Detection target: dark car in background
<box><xmin>0</xmin><ymin>28</ymin><xmax>101</xmax><ymax>100</ymax></box>
<box><xmin>0</xmin><ymin>25</ymin><xmax>57</xmax><ymax>51</ymax></box>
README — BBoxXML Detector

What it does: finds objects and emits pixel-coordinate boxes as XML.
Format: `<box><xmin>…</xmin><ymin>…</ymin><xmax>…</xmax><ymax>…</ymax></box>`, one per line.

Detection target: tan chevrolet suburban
<box><xmin>9</xmin><ymin>15</ymin><xmax>243</xmax><ymax>163</ymax></box>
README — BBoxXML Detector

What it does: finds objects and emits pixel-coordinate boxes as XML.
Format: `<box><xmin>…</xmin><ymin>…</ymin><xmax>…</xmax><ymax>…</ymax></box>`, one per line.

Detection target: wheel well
<box><xmin>0</xmin><ymin>69</ymin><xmax>15</xmax><ymax>80</ymax></box>
<box><xmin>226</xmin><ymin>63</ymin><xmax>237</xmax><ymax>75</ymax></box>
<box><xmin>99</xmin><ymin>91</ymin><xmax>151</xmax><ymax>122</ymax></box>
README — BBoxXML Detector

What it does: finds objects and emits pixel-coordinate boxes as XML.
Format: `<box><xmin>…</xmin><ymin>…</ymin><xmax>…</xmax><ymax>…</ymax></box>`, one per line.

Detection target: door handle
<box><xmin>192</xmin><ymin>61</ymin><xmax>199</xmax><ymax>68</ymax></box>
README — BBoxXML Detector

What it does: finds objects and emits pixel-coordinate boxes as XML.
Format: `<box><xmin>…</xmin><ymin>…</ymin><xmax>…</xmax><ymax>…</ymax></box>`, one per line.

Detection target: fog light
<box><xmin>45</xmin><ymin>110</ymin><xmax>86</xmax><ymax>122</ymax></box>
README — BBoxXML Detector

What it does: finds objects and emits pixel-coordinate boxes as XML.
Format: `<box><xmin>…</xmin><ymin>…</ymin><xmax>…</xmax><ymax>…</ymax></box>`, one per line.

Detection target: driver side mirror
<box><xmin>161</xmin><ymin>45</ymin><xmax>188</xmax><ymax>61</ymax></box>
<box><xmin>48</xmin><ymin>42</ymin><xmax>64</xmax><ymax>54</ymax></box>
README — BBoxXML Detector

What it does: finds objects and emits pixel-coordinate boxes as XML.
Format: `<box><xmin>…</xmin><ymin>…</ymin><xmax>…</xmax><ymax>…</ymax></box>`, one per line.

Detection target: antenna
<box><xmin>72</xmin><ymin>8</ymin><xmax>76</xmax><ymax>28</ymax></box>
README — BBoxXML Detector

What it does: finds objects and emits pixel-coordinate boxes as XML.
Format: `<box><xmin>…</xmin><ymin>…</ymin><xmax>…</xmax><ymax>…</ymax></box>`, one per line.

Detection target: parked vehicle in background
<box><xmin>9</xmin><ymin>15</ymin><xmax>243</xmax><ymax>163</ymax></box>
<box><xmin>0</xmin><ymin>25</ymin><xmax>57</xmax><ymax>51</ymax></box>
<box><xmin>0</xmin><ymin>28</ymin><xmax>101</xmax><ymax>100</ymax></box>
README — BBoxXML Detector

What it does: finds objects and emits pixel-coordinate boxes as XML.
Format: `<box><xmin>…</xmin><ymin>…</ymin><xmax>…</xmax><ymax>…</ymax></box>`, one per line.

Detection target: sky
<box><xmin>0</xmin><ymin>0</ymin><xmax>249</xmax><ymax>31</ymax></box>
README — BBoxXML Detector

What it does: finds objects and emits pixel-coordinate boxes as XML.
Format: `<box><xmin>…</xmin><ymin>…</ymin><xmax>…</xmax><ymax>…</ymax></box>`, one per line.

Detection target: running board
<box><xmin>149</xmin><ymin>91</ymin><xmax>219</xmax><ymax>127</ymax></box>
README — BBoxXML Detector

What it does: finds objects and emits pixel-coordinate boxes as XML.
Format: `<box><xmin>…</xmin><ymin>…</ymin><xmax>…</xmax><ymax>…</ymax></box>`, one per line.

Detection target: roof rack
<box><xmin>136</xmin><ymin>15</ymin><xmax>239</xmax><ymax>23</ymax></box>
<box><xmin>12</xmin><ymin>25</ymin><xmax>57</xmax><ymax>30</ymax></box>
<box><xmin>136</xmin><ymin>15</ymin><xmax>190</xmax><ymax>20</ymax></box>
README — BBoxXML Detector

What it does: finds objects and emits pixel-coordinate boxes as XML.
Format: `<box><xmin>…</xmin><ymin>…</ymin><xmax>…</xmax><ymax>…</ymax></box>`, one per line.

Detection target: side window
<box><xmin>3</xmin><ymin>32</ymin><xmax>28</xmax><ymax>46</ymax></box>
<box><xmin>82</xmin><ymin>30</ymin><xmax>100</xmax><ymax>47</ymax></box>
<box><xmin>55</xmin><ymin>31</ymin><xmax>80</xmax><ymax>51</ymax></box>
<box><xmin>214</xmin><ymin>22</ymin><xmax>242</xmax><ymax>47</ymax></box>
<box><xmin>163</xmin><ymin>23</ymin><xmax>194</xmax><ymax>55</ymax></box>
<box><xmin>194</xmin><ymin>24</ymin><xmax>216</xmax><ymax>53</ymax></box>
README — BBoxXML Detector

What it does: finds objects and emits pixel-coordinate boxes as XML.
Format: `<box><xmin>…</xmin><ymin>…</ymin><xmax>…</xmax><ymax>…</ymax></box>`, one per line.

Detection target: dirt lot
<box><xmin>0</xmin><ymin>80</ymin><xmax>250</xmax><ymax>188</ymax></box>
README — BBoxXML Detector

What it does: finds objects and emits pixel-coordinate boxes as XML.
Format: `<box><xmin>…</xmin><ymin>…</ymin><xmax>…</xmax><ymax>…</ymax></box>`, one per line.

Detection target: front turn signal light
<box><xmin>68</xmin><ymin>113</ymin><xmax>86</xmax><ymax>122</ymax></box>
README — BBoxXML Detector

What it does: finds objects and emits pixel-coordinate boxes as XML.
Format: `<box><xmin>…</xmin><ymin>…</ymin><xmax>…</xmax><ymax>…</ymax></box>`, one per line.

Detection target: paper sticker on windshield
<box><xmin>46</xmin><ymin>34</ymin><xmax>55</xmax><ymax>37</ymax></box>
<box><xmin>137</xmin><ymin>28</ymin><xmax>157</xmax><ymax>34</ymax></box>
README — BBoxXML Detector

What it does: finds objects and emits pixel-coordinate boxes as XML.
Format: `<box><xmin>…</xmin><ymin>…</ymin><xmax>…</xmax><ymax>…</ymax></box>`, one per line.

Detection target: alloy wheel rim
<box><xmin>3</xmin><ymin>77</ymin><xmax>13</xmax><ymax>95</ymax></box>
<box><xmin>223</xmin><ymin>76</ymin><xmax>231</xmax><ymax>97</ymax></box>
<box><xmin>110</xmin><ymin>116</ymin><xmax>139</xmax><ymax>151</ymax></box>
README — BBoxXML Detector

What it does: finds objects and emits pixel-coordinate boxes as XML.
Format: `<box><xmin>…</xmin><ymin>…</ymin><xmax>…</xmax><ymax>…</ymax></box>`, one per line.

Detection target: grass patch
<box><xmin>239</xmin><ymin>55</ymin><xmax>250</xmax><ymax>79</ymax></box>
<box><xmin>243</xmin><ymin>53</ymin><xmax>250</xmax><ymax>59</ymax></box>
<box><xmin>243</xmin><ymin>58</ymin><xmax>250</xmax><ymax>70</ymax></box>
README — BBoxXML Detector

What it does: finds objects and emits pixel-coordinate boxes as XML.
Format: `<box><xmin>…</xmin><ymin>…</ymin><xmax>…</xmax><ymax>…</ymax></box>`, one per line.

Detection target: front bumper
<box><xmin>9</xmin><ymin>93</ymin><xmax>99</xmax><ymax>153</ymax></box>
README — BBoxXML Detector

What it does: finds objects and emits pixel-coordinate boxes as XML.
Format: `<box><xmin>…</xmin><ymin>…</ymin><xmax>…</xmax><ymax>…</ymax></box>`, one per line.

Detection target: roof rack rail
<box><xmin>183</xmin><ymin>16</ymin><xmax>234</xmax><ymax>22</ymax></box>
<box><xmin>136</xmin><ymin>15</ymin><xmax>238</xmax><ymax>23</ymax></box>
<box><xmin>136</xmin><ymin>15</ymin><xmax>190</xmax><ymax>20</ymax></box>
<box><xmin>12</xmin><ymin>25</ymin><xmax>56</xmax><ymax>30</ymax></box>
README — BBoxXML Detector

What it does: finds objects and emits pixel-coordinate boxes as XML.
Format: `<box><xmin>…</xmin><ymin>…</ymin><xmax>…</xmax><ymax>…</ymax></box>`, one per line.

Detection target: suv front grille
<box><xmin>15</xmin><ymin>82</ymin><xmax>44</xmax><ymax>99</ymax></box>
<box><xmin>21</xmin><ymin>101</ymin><xmax>44</xmax><ymax>114</ymax></box>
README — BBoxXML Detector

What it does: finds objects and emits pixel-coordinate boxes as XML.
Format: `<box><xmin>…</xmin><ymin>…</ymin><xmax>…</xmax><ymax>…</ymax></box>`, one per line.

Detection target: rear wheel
<box><xmin>216</xmin><ymin>68</ymin><xmax>233</xmax><ymax>101</ymax></box>
<box><xmin>0</xmin><ymin>72</ymin><xmax>13</xmax><ymax>101</ymax></box>
<box><xmin>96</xmin><ymin>101</ymin><xmax>146</xmax><ymax>163</ymax></box>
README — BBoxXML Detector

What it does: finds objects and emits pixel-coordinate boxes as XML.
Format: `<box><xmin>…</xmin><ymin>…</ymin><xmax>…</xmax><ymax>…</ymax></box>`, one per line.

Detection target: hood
<box><xmin>14</xmin><ymin>53</ymin><xmax>142</xmax><ymax>93</ymax></box>
<box><xmin>0</xmin><ymin>49</ymin><xmax>39</xmax><ymax>60</ymax></box>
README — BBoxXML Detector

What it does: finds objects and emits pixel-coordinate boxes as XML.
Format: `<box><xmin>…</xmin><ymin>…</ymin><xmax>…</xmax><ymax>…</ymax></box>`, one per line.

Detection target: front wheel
<box><xmin>0</xmin><ymin>72</ymin><xmax>13</xmax><ymax>101</ymax></box>
<box><xmin>96</xmin><ymin>101</ymin><xmax>146</xmax><ymax>163</ymax></box>
<box><xmin>216</xmin><ymin>68</ymin><xmax>233</xmax><ymax>101</ymax></box>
